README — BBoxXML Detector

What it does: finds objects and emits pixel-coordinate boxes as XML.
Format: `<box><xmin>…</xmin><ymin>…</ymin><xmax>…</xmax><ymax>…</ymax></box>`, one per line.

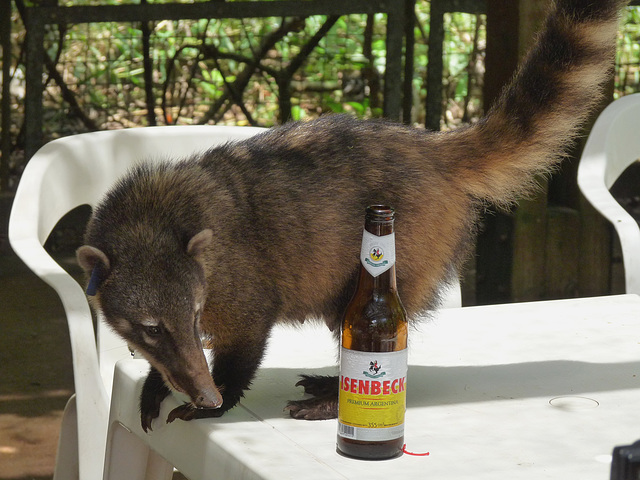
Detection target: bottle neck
<box><xmin>357</xmin><ymin>261</ymin><xmax>398</xmax><ymax>296</ymax></box>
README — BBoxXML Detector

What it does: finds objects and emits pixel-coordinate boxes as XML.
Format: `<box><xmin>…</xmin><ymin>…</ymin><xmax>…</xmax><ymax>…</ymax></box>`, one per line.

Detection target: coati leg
<box><xmin>285</xmin><ymin>375</ymin><xmax>340</xmax><ymax>420</ymax></box>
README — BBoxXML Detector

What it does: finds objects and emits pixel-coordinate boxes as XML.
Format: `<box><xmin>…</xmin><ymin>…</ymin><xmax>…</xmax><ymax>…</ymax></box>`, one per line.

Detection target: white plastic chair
<box><xmin>577</xmin><ymin>93</ymin><xmax>640</xmax><ymax>295</ymax></box>
<box><xmin>8</xmin><ymin>125</ymin><xmax>265</xmax><ymax>480</ymax></box>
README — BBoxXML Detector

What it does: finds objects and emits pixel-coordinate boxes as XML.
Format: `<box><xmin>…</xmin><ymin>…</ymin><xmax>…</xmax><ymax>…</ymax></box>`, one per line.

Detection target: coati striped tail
<box><xmin>449</xmin><ymin>0</ymin><xmax>628</xmax><ymax>206</ymax></box>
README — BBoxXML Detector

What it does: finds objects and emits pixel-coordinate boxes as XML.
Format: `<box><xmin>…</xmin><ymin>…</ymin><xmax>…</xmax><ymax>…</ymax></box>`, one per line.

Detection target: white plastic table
<box><xmin>103</xmin><ymin>294</ymin><xmax>640</xmax><ymax>480</ymax></box>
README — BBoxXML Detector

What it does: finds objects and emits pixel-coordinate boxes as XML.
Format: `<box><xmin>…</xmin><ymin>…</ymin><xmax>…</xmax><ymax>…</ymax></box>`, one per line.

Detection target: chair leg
<box><xmin>103</xmin><ymin>421</ymin><xmax>173</xmax><ymax>480</ymax></box>
<box><xmin>53</xmin><ymin>395</ymin><xmax>80</xmax><ymax>480</ymax></box>
<box><xmin>145</xmin><ymin>449</ymin><xmax>175</xmax><ymax>480</ymax></box>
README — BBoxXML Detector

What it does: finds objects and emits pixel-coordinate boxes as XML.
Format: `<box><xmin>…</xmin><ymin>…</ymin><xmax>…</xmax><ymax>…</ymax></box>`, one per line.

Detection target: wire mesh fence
<box><xmin>41</xmin><ymin>15</ymin><xmax>389</xmax><ymax>133</ymax></box>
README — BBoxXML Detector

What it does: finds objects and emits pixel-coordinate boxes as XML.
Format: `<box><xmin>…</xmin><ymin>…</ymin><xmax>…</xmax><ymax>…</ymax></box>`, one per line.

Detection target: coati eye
<box><xmin>145</xmin><ymin>325</ymin><xmax>161</xmax><ymax>337</ymax></box>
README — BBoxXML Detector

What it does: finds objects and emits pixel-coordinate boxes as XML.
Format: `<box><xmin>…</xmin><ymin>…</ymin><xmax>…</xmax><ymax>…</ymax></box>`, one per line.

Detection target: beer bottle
<box><xmin>337</xmin><ymin>205</ymin><xmax>408</xmax><ymax>460</ymax></box>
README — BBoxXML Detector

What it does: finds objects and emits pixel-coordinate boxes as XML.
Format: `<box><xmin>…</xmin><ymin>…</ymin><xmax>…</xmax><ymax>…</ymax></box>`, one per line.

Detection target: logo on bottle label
<box><xmin>364</xmin><ymin>360</ymin><xmax>384</xmax><ymax>378</ymax></box>
<box><xmin>338</xmin><ymin>348</ymin><xmax>407</xmax><ymax>442</ymax></box>
<box><xmin>360</xmin><ymin>230</ymin><xmax>395</xmax><ymax>277</ymax></box>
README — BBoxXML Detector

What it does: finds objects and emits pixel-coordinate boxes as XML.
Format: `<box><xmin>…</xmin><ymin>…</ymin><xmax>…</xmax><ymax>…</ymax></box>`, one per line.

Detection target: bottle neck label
<box><xmin>360</xmin><ymin>230</ymin><xmax>395</xmax><ymax>277</ymax></box>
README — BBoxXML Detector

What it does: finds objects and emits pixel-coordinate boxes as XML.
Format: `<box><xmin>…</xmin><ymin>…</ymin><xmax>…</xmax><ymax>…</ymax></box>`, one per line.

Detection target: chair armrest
<box><xmin>611</xmin><ymin>209</ymin><xmax>640</xmax><ymax>295</ymax></box>
<box><xmin>578</xmin><ymin>170</ymin><xmax>640</xmax><ymax>295</ymax></box>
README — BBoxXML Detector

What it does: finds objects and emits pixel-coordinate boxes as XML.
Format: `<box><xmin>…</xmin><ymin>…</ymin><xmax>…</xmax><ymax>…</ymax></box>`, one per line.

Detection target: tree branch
<box><xmin>196</xmin><ymin>17</ymin><xmax>305</xmax><ymax>125</ymax></box>
<box><xmin>276</xmin><ymin>15</ymin><xmax>340</xmax><ymax>122</ymax></box>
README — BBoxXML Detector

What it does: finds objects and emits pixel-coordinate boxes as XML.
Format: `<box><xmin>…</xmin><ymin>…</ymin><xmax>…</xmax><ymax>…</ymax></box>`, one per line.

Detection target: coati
<box><xmin>77</xmin><ymin>0</ymin><xmax>629</xmax><ymax>431</ymax></box>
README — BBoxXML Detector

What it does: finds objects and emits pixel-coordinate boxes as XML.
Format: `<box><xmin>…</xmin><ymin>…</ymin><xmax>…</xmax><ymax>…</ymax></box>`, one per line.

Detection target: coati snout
<box><xmin>78</xmin><ymin>0</ymin><xmax>629</xmax><ymax>429</ymax></box>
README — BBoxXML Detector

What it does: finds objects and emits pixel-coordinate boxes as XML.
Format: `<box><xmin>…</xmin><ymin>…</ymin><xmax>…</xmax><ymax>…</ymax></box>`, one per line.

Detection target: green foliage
<box><xmin>2</xmin><ymin>1</ymin><xmax>639</xmax><ymax>145</ymax></box>
<box><xmin>34</xmin><ymin>2</ymin><xmax>489</xmax><ymax>131</ymax></box>
<box><xmin>616</xmin><ymin>7</ymin><xmax>640</xmax><ymax>98</ymax></box>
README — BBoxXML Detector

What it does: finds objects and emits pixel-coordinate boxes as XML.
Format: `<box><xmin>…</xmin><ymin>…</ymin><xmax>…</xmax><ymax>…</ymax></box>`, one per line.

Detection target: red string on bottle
<box><xmin>402</xmin><ymin>444</ymin><xmax>430</xmax><ymax>456</ymax></box>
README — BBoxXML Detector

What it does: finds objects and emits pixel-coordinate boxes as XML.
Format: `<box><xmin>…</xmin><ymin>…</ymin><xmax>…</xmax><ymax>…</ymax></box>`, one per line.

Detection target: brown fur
<box><xmin>77</xmin><ymin>0</ymin><xmax>629</xmax><ymax>427</ymax></box>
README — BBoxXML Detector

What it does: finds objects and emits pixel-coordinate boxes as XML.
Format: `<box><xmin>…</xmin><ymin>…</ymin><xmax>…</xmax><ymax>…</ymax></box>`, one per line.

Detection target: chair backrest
<box><xmin>577</xmin><ymin>93</ymin><xmax>640</xmax><ymax>295</ymax></box>
<box><xmin>11</xmin><ymin>125</ymin><xmax>266</xmax><ymax>381</ymax></box>
<box><xmin>8</xmin><ymin>125</ymin><xmax>264</xmax><ymax>480</ymax></box>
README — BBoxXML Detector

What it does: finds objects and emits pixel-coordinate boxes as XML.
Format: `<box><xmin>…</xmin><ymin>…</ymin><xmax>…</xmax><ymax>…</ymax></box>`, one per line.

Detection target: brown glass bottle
<box><xmin>337</xmin><ymin>205</ymin><xmax>408</xmax><ymax>460</ymax></box>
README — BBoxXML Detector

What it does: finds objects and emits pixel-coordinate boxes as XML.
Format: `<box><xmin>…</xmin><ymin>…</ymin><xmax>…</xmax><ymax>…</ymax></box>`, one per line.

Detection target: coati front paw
<box><xmin>285</xmin><ymin>375</ymin><xmax>339</xmax><ymax>420</ymax></box>
<box><xmin>140</xmin><ymin>387</ymin><xmax>171</xmax><ymax>432</ymax></box>
<box><xmin>140</xmin><ymin>369</ymin><xmax>171</xmax><ymax>433</ymax></box>
<box><xmin>285</xmin><ymin>395</ymin><xmax>338</xmax><ymax>420</ymax></box>
<box><xmin>166</xmin><ymin>403</ymin><xmax>226</xmax><ymax>423</ymax></box>
<box><xmin>165</xmin><ymin>388</ymin><xmax>243</xmax><ymax>423</ymax></box>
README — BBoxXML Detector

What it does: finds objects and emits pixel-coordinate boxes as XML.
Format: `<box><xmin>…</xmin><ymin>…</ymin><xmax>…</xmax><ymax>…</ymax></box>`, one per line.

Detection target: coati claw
<box><xmin>295</xmin><ymin>375</ymin><xmax>339</xmax><ymax>397</ymax></box>
<box><xmin>141</xmin><ymin>412</ymin><xmax>157</xmax><ymax>433</ymax></box>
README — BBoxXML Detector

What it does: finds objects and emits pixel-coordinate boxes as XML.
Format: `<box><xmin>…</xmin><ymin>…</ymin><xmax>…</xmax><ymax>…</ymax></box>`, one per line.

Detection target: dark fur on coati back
<box><xmin>78</xmin><ymin>0</ymin><xmax>629</xmax><ymax>426</ymax></box>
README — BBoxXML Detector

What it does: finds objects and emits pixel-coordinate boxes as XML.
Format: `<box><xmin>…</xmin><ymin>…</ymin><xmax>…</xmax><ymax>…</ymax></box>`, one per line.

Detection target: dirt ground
<box><xmin>0</xmin><ymin>250</ymin><xmax>74</xmax><ymax>480</ymax></box>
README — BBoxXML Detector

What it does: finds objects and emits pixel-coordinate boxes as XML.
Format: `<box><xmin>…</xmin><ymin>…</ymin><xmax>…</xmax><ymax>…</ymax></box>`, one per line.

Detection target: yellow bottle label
<box><xmin>337</xmin><ymin>348</ymin><xmax>407</xmax><ymax>441</ymax></box>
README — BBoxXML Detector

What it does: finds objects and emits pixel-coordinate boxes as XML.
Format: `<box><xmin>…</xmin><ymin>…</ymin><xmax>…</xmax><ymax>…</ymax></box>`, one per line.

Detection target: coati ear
<box><xmin>76</xmin><ymin>246</ymin><xmax>111</xmax><ymax>296</ymax></box>
<box><xmin>77</xmin><ymin>245</ymin><xmax>111</xmax><ymax>273</ymax></box>
<box><xmin>187</xmin><ymin>229</ymin><xmax>213</xmax><ymax>260</ymax></box>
